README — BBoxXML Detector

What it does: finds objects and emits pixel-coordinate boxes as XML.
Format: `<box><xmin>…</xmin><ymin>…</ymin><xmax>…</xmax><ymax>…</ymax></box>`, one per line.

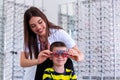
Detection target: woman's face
<box><xmin>29</xmin><ymin>16</ymin><xmax>46</xmax><ymax>37</ymax></box>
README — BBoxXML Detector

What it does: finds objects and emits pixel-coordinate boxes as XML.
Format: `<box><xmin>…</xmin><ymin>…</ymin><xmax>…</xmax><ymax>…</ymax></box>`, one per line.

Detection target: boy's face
<box><xmin>51</xmin><ymin>47</ymin><xmax>68</xmax><ymax>66</ymax></box>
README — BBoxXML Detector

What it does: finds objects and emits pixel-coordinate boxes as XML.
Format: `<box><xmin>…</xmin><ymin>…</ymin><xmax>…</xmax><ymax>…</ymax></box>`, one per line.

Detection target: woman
<box><xmin>20</xmin><ymin>6</ymin><xmax>84</xmax><ymax>80</ymax></box>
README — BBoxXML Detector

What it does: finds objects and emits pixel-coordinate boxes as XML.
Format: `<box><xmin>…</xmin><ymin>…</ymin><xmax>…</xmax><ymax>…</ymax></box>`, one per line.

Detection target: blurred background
<box><xmin>0</xmin><ymin>0</ymin><xmax>120</xmax><ymax>80</ymax></box>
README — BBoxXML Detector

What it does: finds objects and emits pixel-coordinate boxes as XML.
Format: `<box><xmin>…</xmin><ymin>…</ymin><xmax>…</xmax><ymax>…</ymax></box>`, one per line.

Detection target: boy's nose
<box><xmin>58</xmin><ymin>54</ymin><xmax>63</xmax><ymax>58</ymax></box>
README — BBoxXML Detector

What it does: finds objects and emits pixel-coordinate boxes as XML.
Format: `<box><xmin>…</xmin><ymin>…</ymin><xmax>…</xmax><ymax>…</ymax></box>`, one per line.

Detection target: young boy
<box><xmin>42</xmin><ymin>41</ymin><xmax>77</xmax><ymax>80</ymax></box>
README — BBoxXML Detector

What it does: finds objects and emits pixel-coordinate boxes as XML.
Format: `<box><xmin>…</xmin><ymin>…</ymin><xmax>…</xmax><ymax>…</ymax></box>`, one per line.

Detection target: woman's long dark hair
<box><xmin>24</xmin><ymin>6</ymin><xmax>62</xmax><ymax>59</ymax></box>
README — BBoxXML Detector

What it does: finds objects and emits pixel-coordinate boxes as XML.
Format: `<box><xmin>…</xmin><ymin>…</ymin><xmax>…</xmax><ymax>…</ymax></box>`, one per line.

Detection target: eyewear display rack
<box><xmin>0</xmin><ymin>0</ymin><xmax>44</xmax><ymax>80</ymax></box>
<box><xmin>58</xmin><ymin>0</ymin><xmax>120</xmax><ymax>80</ymax></box>
<box><xmin>0</xmin><ymin>0</ymin><xmax>4</xmax><ymax>80</ymax></box>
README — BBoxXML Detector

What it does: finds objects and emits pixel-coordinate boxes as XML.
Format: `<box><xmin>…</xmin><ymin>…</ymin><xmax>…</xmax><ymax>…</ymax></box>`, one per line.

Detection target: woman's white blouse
<box><xmin>23</xmin><ymin>29</ymin><xmax>75</xmax><ymax>80</ymax></box>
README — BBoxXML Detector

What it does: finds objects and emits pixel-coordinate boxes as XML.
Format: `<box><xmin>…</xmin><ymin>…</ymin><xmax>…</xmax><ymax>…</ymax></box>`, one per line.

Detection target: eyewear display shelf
<box><xmin>58</xmin><ymin>0</ymin><xmax>120</xmax><ymax>80</ymax></box>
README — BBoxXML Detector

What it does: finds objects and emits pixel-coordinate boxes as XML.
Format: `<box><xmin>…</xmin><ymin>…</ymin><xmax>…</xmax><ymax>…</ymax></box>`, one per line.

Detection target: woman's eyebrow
<box><xmin>38</xmin><ymin>18</ymin><xmax>42</xmax><ymax>22</ymax></box>
<box><xmin>30</xmin><ymin>18</ymin><xmax>42</xmax><ymax>25</ymax></box>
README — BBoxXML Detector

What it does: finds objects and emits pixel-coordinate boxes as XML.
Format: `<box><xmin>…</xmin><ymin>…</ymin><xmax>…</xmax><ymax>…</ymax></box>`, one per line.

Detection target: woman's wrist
<box><xmin>36</xmin><ymin>59</ymin><xmax>39</xmax><ymax>65</ymax></box>
<box><xmin>37</xmin><ymin>58</ymin><xmax>42</xmax><ymax>64</ymax></box>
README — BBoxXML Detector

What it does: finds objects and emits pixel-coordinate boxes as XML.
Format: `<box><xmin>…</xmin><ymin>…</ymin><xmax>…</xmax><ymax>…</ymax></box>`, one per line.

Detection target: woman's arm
<box><xmin>20</xmin><ymin>50</ymin><xmax>52</xmax><ymax>67</ymax></box>
<box><xmin>20</xmin><ymin>52</ymin><xmax>38</xmax><ymax>67</ymax></box>
<box><xmin>68</xmin><ymin>45</ymin><xmax>84</xmax><ymax>61</ymax></box>
<box><xmin>52</xmin><ymin>29</ymin><xmax>84</xmax><ymax>61</ymax></box>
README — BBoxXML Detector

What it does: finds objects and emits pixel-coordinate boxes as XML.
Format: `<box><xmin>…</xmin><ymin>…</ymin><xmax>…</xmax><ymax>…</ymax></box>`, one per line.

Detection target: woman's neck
<box><xmin>53</xmin><ymin>65</ymin><xmax>65</xmax><ymax>73</ymax></box>
<box><xmin>39</xmin><ymin>36</ymin><xmax>46</xmax><ymax>42</ymax></box>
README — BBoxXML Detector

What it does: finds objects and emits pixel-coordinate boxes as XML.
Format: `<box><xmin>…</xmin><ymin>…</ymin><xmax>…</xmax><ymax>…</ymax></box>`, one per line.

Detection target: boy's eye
<box><xmin>62</xmin><ymin>54</ymin><xmax>68</xmax><ymax>57</ymax></box>
<box><xmin>53</xmin><ymin>54</ymin><xmax>59</xmax><ymax>57</ymax></box>
<box><xmin>53</xmin><ymin>53</ymin><xmax>68</xmax><ymax>58</ymax></box>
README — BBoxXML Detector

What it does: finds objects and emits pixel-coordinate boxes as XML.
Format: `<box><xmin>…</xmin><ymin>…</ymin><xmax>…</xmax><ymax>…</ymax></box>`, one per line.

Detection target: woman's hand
<box><xmin>68</xmin><ymin>46</ymin><xmax>84</xmax><ymax>61</ymax></box>
<box><xmin>68</xmin><ymin>49</ymin><xmax>79</xmax><ymax>61</ymax></box>
<box><xmin>37</xmin><ymin>50</ymin><xmax>52</xmax><ymax>64</ymax></box>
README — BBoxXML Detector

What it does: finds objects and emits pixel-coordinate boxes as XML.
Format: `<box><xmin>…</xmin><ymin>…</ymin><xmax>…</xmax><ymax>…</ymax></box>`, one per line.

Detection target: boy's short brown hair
<box><xmin>50</xmin><ymin>41</ymin><xmax>66</xmax><ymax>51</ymax></box>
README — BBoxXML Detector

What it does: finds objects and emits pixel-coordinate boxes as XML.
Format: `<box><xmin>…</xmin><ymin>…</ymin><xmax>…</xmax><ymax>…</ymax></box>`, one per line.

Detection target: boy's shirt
<box><xmin>43</xmin><ymin>68</ymin><xmax>77</xmax><ymax>80</ymax></box>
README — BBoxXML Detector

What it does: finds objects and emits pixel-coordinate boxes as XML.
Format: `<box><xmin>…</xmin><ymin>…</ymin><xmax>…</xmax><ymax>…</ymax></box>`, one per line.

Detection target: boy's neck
<box><xmin>53</xmin><ymin>66</ymin><xmax>65</xmax><ymax>73</ymax></box>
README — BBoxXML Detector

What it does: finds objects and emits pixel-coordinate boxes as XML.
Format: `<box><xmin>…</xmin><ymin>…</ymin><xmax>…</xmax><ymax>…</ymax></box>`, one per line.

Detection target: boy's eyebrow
<box><xmin>55</xmin><ymin>50</ymin><xmax>67</xmax><ymax>54</ymax></box>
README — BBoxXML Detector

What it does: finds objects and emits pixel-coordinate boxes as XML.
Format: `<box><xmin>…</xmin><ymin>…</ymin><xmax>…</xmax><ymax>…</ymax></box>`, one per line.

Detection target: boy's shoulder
<box><xmin>44</xmin><ymin>68</ymin><xmax>75</xmax><ymax>74</ymax></box>
<box><xmin>44</xmin><ymin>68</ymin><xmax>54</xmax><ymax>72</ymax></box>
<box><xmin>66</xmin><ymin>68</ymin><xmax>74</xmax><ymax>73</ymax></box>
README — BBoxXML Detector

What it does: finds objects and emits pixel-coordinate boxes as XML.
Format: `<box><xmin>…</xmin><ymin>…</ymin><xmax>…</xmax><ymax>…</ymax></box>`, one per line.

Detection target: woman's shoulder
<box><xmin>50</xmin><ymin>28</ymin><xmax>66</xmax><ymax>35</ymax></box>
<box><xmin>49</xmin><ymin>28</ymin><xmax>75</xmax><ymax>48</ymax></box>
<box><xmin>50</xmin><ymin>28</ymin><xmax>63</xmax><ymax>32</ymax></box>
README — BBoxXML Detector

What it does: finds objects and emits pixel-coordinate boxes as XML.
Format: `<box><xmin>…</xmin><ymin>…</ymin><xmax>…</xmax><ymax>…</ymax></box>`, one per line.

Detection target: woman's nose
<box><xmin>36</xmin><ymin>24</ymin><xmax>41</xmax><ymax>29</ymax></box>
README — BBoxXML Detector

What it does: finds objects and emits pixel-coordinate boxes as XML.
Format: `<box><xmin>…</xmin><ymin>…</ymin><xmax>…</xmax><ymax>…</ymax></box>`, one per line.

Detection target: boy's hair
<box><xmin>50</xmin><ymin>41</ymin><xmax>66</xmax><ymax>51</ymax></box>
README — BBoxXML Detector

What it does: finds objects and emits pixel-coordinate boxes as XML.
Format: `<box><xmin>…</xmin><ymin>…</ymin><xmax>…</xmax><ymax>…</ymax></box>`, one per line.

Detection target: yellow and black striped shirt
<box><xmin>43</xmin><ymin>68</ymin><xmax>77</xmax><ymax>80</ymax></box>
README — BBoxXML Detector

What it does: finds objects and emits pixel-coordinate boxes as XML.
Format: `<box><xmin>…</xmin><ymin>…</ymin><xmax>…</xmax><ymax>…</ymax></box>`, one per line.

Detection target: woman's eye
<box><xmin>31</xmin><ymin>25</ymin><xmax>36</xmax><ymax>28</ymax></box>
<box><xmin>38</xmin><ymin>21</ymin><xmax>42</xmax><ymax>24</ymax></box>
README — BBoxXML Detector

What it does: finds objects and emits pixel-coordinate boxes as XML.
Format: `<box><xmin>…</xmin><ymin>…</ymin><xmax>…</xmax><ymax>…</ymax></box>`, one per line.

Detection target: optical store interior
<box><xmin>0</xmin><ymin>0</ymin><xmax>120</xmax><ymax>80</ymax></box>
